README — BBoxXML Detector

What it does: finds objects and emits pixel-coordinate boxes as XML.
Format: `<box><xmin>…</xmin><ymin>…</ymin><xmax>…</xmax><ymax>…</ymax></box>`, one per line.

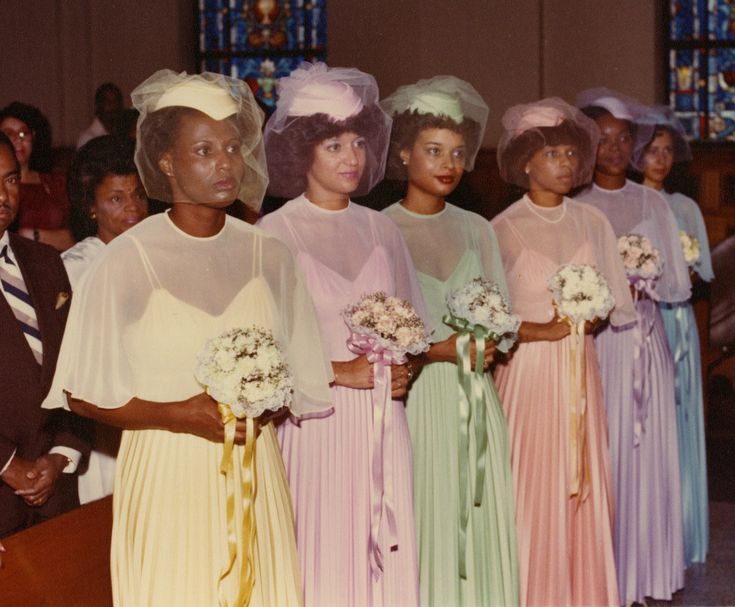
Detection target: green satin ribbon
<box><xmin>217</xmin><ymin>405</ymin><xmax>256</xmax><ymax>607</ymax></box>
<box><xmin>443</xmin><ymin>314</ymin><xmax>493</xmax><ymax>579</ymax></box>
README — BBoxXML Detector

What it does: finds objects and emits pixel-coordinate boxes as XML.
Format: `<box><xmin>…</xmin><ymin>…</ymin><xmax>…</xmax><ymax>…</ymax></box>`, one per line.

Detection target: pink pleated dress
<box><xmin>491</xmin><ymin>197</ymin><xmax>635</xmax><ymax>607</ymax></box>
<box><xmin>259</xmin><ymin>196</ymin><xmax>423</xmax><ymax>607</ymax></box>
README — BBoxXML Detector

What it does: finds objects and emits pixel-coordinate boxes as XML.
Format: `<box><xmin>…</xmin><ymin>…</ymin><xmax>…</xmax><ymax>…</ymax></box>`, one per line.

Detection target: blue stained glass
<box><xmin>707</xmin><ymin>48</ymin><xmax>735</xmax><ymax>139</ymax></box>
<box><xmin>713</xmin><ymin>0</ymin><xmax>735</xmax><ymax>40</ymax></box>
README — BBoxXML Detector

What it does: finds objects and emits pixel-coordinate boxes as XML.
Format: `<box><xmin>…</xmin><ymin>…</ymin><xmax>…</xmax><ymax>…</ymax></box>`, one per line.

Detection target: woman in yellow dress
<box><xmin>43</xmin><ymin>69</ymin><xmax>333</xmax><ymax>607</ymax></box>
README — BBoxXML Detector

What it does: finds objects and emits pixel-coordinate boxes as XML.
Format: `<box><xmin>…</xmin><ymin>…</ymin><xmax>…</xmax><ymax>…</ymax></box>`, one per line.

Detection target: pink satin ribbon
<box><xmin>347</xmin><ymin>332</ymin><xmax>403</xmax><ymax>579</ymax></box>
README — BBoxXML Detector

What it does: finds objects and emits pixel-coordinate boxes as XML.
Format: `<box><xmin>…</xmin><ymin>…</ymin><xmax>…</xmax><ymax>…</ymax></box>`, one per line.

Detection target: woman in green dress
<box><xmin>381</xmin><ymin>76</ymin><xmax>518</xmax><ymax>607</ymax></box>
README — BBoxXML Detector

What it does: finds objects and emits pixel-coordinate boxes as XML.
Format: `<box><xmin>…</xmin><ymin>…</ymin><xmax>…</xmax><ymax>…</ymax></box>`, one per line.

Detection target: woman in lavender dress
<box><xmin>575</xmin><ymin>88</ymin><xmax>690</xmax><ymax>605</ymax></box>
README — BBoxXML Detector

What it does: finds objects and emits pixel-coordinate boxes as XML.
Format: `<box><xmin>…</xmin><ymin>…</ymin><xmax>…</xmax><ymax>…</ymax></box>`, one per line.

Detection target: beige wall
<box><xmin>329</xmin><ymin>0</ymin><xmax>664</xmax><ymax>144</ymax></box>
<box><xmin>0</xmin><ymin>0</ymin><xmax>194</xmax><ymax>147</ymax></box>
<box><xmin>0</xmin><ymin>1</ymin><xmax>662</xmax><ymax>147</ymax></box>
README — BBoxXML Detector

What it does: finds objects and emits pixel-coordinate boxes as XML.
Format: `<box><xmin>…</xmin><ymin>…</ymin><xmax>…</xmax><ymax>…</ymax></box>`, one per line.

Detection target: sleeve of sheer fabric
<box><xmin>380</xmin><ymin>214</ymin><xmax>434</xmax><ymax>335</ymax></box>
<box><xmin>650</xmin><ymin>191</ymin><xmax>692</xmax><ymax>302</ymax></box>
<box><xmin>477</xmin><ymin>220</ymin><xmax>511</xmax><ymax>300</ymax></box>
<box><xmin>42</xmin><ymin>237</ymin><xmax>150</xmax><ymax>411</ymax></box>
<box><xmin>266</xmin><ymin>236</ymin><xmax>333</xmax><ymax>418</ymax></box>
<box><xmin>691</xmin><ymin>197</ymin><xmax>714</xmax><ymax>281</ymax></box>
<box><xmin>586</xmin><ymin>207</ymin><xmax>637</xmax><ymax>327</ymax></box>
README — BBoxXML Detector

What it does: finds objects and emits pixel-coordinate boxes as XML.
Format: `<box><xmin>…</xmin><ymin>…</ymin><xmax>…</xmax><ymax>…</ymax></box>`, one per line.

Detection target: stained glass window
<box><xmin>196</xmin><ymin>1</ymin><xmax>327</xmax><ymax>113</ymax></box>
<box><xmin>668</xmin><ymin>1</ymin><xmax>735</xmax><ymax>141</ymax></box>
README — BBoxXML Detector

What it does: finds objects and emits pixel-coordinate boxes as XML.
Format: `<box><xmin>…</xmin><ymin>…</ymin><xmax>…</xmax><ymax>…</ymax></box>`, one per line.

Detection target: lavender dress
<box><xmin>576</xmin><ymin>181</ymin><xmax>690</xmax><ymax>604</ymax></box>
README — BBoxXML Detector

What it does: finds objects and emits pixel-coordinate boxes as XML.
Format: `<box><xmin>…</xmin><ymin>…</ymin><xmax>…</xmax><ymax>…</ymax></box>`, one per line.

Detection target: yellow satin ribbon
<box><xmin>567</xmin><ymin>321</ymin><xmax>590</xmax><ymax>504</ymax></box>
<box><xmin>217</xmin><ymin>404</ymin><xmax>257</xmax><ymax>607</ymax></box>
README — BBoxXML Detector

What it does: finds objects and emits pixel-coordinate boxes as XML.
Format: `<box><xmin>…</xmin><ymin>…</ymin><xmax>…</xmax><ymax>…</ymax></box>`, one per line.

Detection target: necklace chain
<box><xmin>524</xmin><ymin>197</ymin><xmax>567</xmax><ymax>224</ymax></box>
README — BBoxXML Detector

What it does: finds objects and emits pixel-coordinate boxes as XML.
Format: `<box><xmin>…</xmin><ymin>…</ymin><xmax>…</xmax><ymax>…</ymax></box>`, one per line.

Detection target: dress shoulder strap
<box><xmin>127</xmin><ymin>235</ymin><xmax>162</xmax><ymax>289</ymax></box>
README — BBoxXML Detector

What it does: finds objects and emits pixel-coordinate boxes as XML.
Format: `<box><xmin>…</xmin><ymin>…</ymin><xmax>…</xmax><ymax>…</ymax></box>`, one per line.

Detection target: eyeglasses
<box><xmin>1</xmin><ymin>128</ymin><xmax>31</xmax><ymax>142</ymax></box>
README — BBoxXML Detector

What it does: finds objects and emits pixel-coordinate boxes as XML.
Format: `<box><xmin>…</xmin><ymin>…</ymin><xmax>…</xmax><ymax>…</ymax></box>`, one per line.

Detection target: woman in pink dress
<box><xmin>258</xmin><ymin>62</ymin><xmax>423</xmax><ymax>607</ymax></box>
<box><xmin>491</xmin><ymin>98</ymin><xmax>635</xmax><ymax>606</ymax></box>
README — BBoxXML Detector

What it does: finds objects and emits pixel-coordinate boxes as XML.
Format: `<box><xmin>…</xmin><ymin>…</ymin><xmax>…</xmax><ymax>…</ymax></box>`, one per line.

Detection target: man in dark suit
<box><xmin>0</xmin><ymin>131</ymin><xmax>89</xmax><ymax>539</ymax></box>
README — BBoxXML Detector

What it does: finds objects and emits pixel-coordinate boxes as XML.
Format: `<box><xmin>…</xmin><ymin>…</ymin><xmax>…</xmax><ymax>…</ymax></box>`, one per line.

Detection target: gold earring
<box><xmin>524</xmin><ymin>167</ymin><xmax>530</xmax><ymax>175</ymax></box>
<box><xmin>90</xmin><ymin>211</ymin><xmax>96</xmax><ymax>219</ymax></box>
<box><xmin>402</xmin><ymin>159</ymin><xmax>408</xmax><ymax>166</ymax></box>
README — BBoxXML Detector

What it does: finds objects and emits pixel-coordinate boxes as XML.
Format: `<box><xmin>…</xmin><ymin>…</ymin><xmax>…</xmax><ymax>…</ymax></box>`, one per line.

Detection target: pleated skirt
<box><xmin>111</xmin><ymin>423</ymin><xmax>302</xmax><ymax>607</ymax></box>
<box><xmin>278</xmin><ymin>385</ymin><xmax>420</xmax><ymax>607</ymax></box>
<box><xmin>595</xmin><ymin>298</ymin><xmax>685</xmax><ymax>604</ymax></box>
<box><xmin>660</xmin><ymin>300</ymin><xmax>709</xmax><ymax>565</ymax></box>
<box><xmin>493</xmin><ymin>334</ymin><xmax>619</xmax><ymax>607</ymax></box>
<box><xmin>406</xmin><ymin>361</ymin><xmax>519</xmax><ymax>607</ymax></box>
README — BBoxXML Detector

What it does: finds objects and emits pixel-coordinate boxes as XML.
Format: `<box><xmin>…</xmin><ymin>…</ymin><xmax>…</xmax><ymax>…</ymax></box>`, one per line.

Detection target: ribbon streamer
<box><xmin>567</xmin><ymin>321</ymin><xmax>590</xmax><ymax>503</ymax></box>
<box><xmin>217</xmin><ymin>405</ymin><xmax>256</xmax><ymax>607</ymax></box>
<box><xmin>672</xmin><ymin>304</ymin><xmax>693</xmax><ymax>422</ymax></box>
<box><xmin>443</xmin><ymin>314</ymin><xmax>493</xmax><ymax>579</ymax></box>
<box><xmin>631</xmin><ymin>282</ymin><xmax>657</xmax><ymax>446</ymax></box>
<box><xmin>347</xmin><ymin>333</ymin><xmax>402</xmax><ymax>580</ymax></box>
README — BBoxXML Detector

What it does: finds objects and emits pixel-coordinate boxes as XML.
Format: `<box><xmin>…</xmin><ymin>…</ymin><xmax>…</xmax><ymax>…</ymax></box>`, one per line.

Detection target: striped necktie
<box><xmin>0</xmin><ymin>244</ymin><xmax>43</xmax><ymax>365</ymax></box>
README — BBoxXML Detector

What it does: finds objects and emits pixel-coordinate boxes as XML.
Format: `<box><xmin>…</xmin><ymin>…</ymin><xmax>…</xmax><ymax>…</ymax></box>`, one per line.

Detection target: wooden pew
<box><xmin>0</xmin><ymin>496</ymin><xmax>112</xmax><ymax>607</ymax></box>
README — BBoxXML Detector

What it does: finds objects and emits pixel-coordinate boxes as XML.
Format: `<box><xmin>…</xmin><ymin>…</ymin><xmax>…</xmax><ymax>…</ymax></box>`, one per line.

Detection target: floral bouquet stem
<box><xmin>444</xmin><ymin>277</ymin><xmax>519</xmax><ymax>579</ymax></box>
<box><xmin>343</xmin><ymin>291</ymin><xmax>431</xmax><ymax>579</ymax></box>
<box><xmin>196</xmin><ymin>326</ymin><xmax>294</xmax><ymax>607</ymax></box>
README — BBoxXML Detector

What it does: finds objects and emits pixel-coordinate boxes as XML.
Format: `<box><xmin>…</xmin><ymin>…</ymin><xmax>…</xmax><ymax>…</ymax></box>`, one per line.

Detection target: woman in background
<box><xmin>0</xmin><ymin>102</ymin><xmax>74</xmax><ymax>250</ymax></box>
<box><xmin>62</xmin><ymin>134</ymin><xmax>149</xmax><ymax>505</ymax></box>
<box><xmin>492</xmin><ymin>98</ymin><xmax>634</xmax><ymax>606</ymax></box>
<box><xmin>259</xmin><ymin>61</ymin><xmax>422</xmax><ymax>607</ymax></box>
<box><xmin>44</xmin><ymin>69</ymin><xmax>332</xmax><ymax>606</ymax></box>
<box><xmin>638</xmin><ymin>106</ymin><xmax>713</xmax><ymax>566</ymax></box>
<box><xmin>575</xmin><ymin>88</ymin><xmax>689</xmax><ymax>604</ymax></box>
<box><xmin>381</xmin><ymin>76</ymin><xmax>518</xmax><ymax>607</ymax></box>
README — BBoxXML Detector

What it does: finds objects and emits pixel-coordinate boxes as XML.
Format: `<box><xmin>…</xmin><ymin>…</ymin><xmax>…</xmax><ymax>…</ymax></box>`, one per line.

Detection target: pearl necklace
<box><xmin>524</xmin><ymin>196</ymin><xmax>567</xmax><ymax>224</ymax></box>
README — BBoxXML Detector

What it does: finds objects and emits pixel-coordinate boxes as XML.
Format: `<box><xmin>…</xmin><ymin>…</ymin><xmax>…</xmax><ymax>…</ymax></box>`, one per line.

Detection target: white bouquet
<box><xmin>679</xmin><ymin>230</ymin><xmax>701</xmax><ymax>266</ymax></box>
<box><xmin>445</xmin><ymin>277</ymin><xmax>520</xmax><ymax>352</ymax></box>
<box><xmin>195</xmin><ymin>326</ymin><xmax>293</xmax><ymax>419</ymax></box>
<box><xmin>617</xmin><ymin>233</ymin><xmax>663</xmax><ymax>280</ymax></box>
<box><xmin>343</xmin><ymin>291</ymin><xmax>431</xmax><ymax>360</ymax></box>
<box><xmin>548</xmin><ymin>263</ymin><xmax>615</xmax><ymax>325</ymax></box>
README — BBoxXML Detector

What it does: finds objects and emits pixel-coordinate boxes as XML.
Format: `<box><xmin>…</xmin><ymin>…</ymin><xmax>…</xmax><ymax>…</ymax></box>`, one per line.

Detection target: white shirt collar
<box><xmin>0</xmin><ymin>231</ymin><xmax>16</xmax><ymax>265</ymax></box>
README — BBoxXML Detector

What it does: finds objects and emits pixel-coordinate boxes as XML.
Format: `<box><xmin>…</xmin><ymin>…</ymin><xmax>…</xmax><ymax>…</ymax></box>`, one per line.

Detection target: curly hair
<box><xmin>386</xmin><ymin>110</ymin><xmax>480</xmax><ymax>179</ymax></box>
<box><xmin>0</xmin><ymin>101</ymin><xmax>54</xmax><ymax>173</ymax></box>
<box><xmin>68</xmin><ymin>135</ymin><xmax>140</xmax><ymax>240</ymax></box>
<box><xmin>500</xmin><ymin>120</ymin><xmax>594</xmax><ymax>190</ymax></box>
<box><xmin>266</xmin><ymin>104</ymin><xmax>387</xmax><ymax>195</ymax></box>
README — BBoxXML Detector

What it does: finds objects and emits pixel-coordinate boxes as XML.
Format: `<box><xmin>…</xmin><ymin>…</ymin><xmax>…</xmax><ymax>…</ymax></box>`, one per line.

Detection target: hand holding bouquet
<box><xmin>342</xmin><ymin>291</ymin><xmax>430</xmax><ymax>575</ymax></box>
<box><xmin>444</xmin><ymin>277</ymin><xmax>520</xmax><ymax>353</ymax></box>
<box><xmin>548</xmin><ymin>263</ymin><xmax>615</xmax><ymax>326</ymax></box>
<box><xmin>195</xmin><ymin>326</ymin><xmax>293</xmax><ymax>606</ymax></box>
<box><xmin>618</xmin><ymin>233</ymin><xmax>663</xmax><ymax>298</ymax></box>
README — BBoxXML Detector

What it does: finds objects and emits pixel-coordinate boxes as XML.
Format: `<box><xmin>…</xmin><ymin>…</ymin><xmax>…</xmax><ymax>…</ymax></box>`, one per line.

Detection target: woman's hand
<box><xmin>585</xmin><ymin>316</ymin><xmax>608</xmax><ymax>335</ymax></box>
<box><xmin>518</xmin><ymin>313</ymin><xmax>571</xmax><ymax>343</ymax></box>
<box><xmin>173</xmin><ymin>393</ymin><xmax>251</xmax><ymax>445</ymax></box>
<box><xmin>332</xmin><ymin>356</ymin><xmax>374</xmax><ymax>389</ymax></box>
<box><xmin>428</xmin><ymin>333</ymin><xmax>497</xmax><ymax>370</ymax></box>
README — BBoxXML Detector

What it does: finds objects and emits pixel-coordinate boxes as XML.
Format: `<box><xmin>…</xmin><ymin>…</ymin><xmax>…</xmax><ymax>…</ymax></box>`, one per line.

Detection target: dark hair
<box><xmin>95</xmin><ymin>83</ymin><xmax>123</xmax><ymax>107</ymax></box>
<box><xmin>580</xmin><ymin>105</ymin><xmax>637</xmax><ymax>139</ymax></box>
<box><xmin>386</xmin><ymin>110</ymin><xmax>480</xmax><ymax>178</ymax></box>
<box><xmin>0</xmin><ymin>131</ymin><xmax>18</xmax><ymax>169</ymax></box>
<box><xmin>110</xmin><ymin>108</ymin><xmax>140</xmax><ymax>139</ymax></box>
<box><xmin>67</xmin><ymin>135</ymin><xmax>140</xmax><ymax>240</ymax></box>
<box><xmin>0</xmin><ymin>101</ymin><xmax>53</xmax><ymax>173</ymax></box>
<box><xmin>266</xmin><ymin>104</ymin><xmax>386</xmax><ymax>195</ymax></box>
<box><xmin>500</xmin><ymin>120</ymin><xmax>593</xmax><ymax>189</ymax></box>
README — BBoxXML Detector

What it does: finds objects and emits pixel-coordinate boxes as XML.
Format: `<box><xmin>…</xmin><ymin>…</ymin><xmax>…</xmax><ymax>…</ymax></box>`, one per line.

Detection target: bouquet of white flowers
<box><xmin>679</xmin><ymin>230</ymin><xmax>701</xmax><ymax>267</ymax></box>
<box><xmin>548</xmin><ymin>264</ymin><xmax>615</xmax><ymax>325</ymax></box>
<box><xmin>342</xmin><ymin>292</ymin><xmax>430</xmax><ymax>576</ymax></box>
<box><xmin>618</xmin><ymin>233</ymin><xmax>663</xmax><ymax>281</ymax></box>
<box><xmin>195</xmin><ymin>326</ymin><xmax>293</xmax><ymax>419</ymax></box>
<box><xmin>343</xmin><ymin>291</ymin><xmax>431</xmax><ymax>360</ymax></box>
<box><xmin>445</xmin><ymin>277</ymin><xmax>520</xmax><ymax>352</ymax></box>
<box><xmin>195</xmin><ymin>325</ymin><xmax>293</xmax><ymax>605</ymax></box>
